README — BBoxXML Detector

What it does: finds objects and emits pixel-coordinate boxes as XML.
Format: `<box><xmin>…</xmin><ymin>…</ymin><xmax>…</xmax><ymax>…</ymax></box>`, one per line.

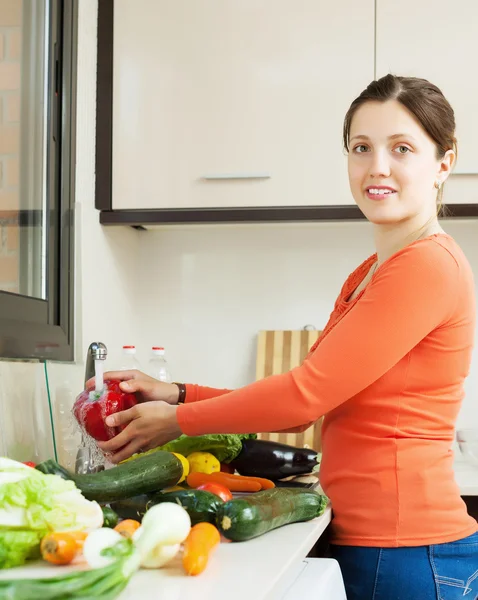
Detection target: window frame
<box><xmin>0</xmin><ymin>0</ymin><xmax>77</xmax><ymax>362</ymax></box>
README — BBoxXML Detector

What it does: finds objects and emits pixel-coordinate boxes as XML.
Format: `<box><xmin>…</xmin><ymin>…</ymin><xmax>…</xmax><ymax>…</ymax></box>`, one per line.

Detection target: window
<box><xmin>0</xmin><ymin>0</ymin><xmax>76</xmax><ymax>361</ymax></box>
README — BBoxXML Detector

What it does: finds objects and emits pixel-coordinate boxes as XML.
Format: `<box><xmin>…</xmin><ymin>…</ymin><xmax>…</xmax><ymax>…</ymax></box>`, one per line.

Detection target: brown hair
<box><xmin>343</xmin><ymin>74</ymin><xmax>457</xmax><ymax>215</ymax></box>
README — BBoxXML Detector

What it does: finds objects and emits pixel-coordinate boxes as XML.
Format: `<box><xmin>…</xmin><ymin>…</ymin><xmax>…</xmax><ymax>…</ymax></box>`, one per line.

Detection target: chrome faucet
<box><xmin>84</xmin><ymin>342</ymin><xmax>107</xmax><ymax>386</ymax></box>
<box><xmin>75</xmin><ymin>342</ymin><xmax>108</xmax><ymax>474</ymax></box>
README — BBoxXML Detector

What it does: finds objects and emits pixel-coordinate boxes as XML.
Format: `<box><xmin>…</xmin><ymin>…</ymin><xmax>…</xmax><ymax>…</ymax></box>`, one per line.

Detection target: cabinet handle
<box><xmin>201</xmin><ymin>173</ymin><xmax>271</xmax><ymax>180</ymax></box>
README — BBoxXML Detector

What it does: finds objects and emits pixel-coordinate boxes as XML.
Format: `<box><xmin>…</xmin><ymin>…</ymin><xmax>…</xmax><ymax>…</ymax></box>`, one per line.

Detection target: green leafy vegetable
<box><xmin>0</xmin><ymin>530</ymin><xmax>42</xmax><ymax>569</ymax></box>
<box><xmin>0</xmin><ymin>557</ymin><xmax>139</xmax><ymax>600</ymax></box>
<box><xmin>0</xmin><ymin>457</ymin><xmax>103</xmax><ymax>569</ymax></box>
<box><xmin>101</xmin><ymin>538</ymin><xmax>133</xmax><ymax>559</ymax></box>
<box><xmin>139</xmin><ymin>433</ymin><xmax>257</xmax><ymax>463</ymax></box>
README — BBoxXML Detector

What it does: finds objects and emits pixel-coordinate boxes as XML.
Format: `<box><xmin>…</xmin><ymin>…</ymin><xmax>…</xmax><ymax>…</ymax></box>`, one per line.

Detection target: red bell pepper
<box><xmin>72</xmin><ymin>379</ymin><xmax>137</xmax><ymax>442</ymax></box>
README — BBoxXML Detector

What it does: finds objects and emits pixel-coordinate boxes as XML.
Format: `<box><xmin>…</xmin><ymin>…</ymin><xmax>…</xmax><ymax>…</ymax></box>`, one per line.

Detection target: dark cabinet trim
<box><xmin>95</xmin><ymin>1</ymin><xmax>478</xmax><ymax>226</ymax></box>
<box><xmin>100</xmin><ymin>206</ymin><xmax>367</xmax><ymax>225</ymax></box>
<box><xmin>99</xmin><ymin>204</ymin><xmax>478</xmax><ymax>226</ymax></box>
<box><xmin>96</xmin><ymin>0</ymin><xmax>113</xmax><ymax>211</ymax></box>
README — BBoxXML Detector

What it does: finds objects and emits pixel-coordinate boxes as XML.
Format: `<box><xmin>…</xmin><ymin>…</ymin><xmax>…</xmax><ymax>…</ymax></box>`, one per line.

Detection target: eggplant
<box><xmin>230</xmin><ymin>439</ymin><xmax>319</xmax><ymax>480</ymax></box>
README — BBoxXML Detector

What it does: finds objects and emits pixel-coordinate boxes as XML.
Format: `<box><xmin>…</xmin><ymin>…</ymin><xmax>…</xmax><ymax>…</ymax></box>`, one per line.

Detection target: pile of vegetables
<box><xmin>0</xmin><ymin>433</ymin><xmax>327</xmax><ymax>597</ymax></box>
<box><xmin>0</xmin><ymin>457</ymin><xmax>103</xmax><ymax>569</ymax></box>
<box><xmin>0</xmin><ymin>502</ymin><xmax>218</xmax><ymax>598</ymax></box>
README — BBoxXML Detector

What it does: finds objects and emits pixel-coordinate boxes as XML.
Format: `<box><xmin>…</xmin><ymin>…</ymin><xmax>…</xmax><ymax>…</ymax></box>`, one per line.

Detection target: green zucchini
<box><xmin>216</xmin><ymin>488</ymin><xmax>328</xmax><ymax>541</ymax></box>
<box><xmin>109</xmin><ymin>495</ymin><xmax>152</xmax><ymax>522</ymax></box>
<box><xmin>150</xmin><ymin>490</ymin><xmax>224</xmax><ymax>525</ymax></box>
<box><xmin>101</xmin><ymin>505</ymin><xmax>119</xmax><ymax>528</ymax></box>
<box><xmin>111</xmin><ymin>489</ymin><xmax>224</xmax><ymax>525</ymax></box>
<box><xmin>35</xmin><ymin>451</ymin><xmax>182</xmax><ymax>504</ymax></box>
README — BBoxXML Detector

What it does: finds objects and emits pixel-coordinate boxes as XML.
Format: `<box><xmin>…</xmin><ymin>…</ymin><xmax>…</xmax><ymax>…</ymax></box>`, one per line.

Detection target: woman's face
<box><xmin>347</xmin><ymin>100</ymin><xmax>454</xmax><ymax>225</ymax></box>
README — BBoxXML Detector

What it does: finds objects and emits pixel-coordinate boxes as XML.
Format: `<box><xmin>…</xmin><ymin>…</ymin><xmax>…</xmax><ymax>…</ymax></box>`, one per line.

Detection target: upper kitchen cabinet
<box><xmin>110</xmin><ymin>0</ymin><xmax>374</xmax><ymax>211</ymax></box>
<box><xmin>376</xmin><ymin>0</ymin><xmax>478</xmax><ymax>178</ymax></box>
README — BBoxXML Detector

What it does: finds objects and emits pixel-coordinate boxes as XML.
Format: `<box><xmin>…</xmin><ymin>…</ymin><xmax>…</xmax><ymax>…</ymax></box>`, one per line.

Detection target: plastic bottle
<box><xmin>120</xmin><ymin>345</ymin><xmax>141</xmax><ymax>371</ymax></box>
<box><xmin>147</xmin><ymin>347</ymin><xmax>172</xmax><ymax>383</ymax></box>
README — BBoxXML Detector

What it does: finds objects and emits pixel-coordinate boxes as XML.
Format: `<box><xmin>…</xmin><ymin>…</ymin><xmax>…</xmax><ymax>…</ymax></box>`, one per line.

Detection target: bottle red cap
<box><xmin>122</xmin><ymin>345</ymin><xmax>135</xmax><ymax>349</ymax></box>
<box><xmin>152</xmin><ymin>346</ymin><xmax>164</xmax><ymax>351</ymax></box>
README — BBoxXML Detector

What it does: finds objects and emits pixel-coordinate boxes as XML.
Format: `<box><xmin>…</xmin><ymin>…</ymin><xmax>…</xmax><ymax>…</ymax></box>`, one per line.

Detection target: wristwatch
<box><xmin>173</xmin><ymin>382</ymin><xmax>186</xmax><ymax>405</ymax></box>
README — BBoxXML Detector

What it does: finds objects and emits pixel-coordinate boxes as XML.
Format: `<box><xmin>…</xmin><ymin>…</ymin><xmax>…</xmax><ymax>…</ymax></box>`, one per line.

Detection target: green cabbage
<box><xmin>142</xmin><ymin>433</ymin><xmax>257</xmax><ymax>463</ymax></box>
<box><xmin>0</xmin><ymin>457</ymin><xmax>103</xmax><ymax>569</ymax></box>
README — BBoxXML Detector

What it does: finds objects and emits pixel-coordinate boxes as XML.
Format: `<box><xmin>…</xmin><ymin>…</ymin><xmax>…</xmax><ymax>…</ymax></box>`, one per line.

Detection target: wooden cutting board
<box><xmin>255</xmin><ymin>329</ymin><xmax>323</xmax><ymax>450</ymax></box>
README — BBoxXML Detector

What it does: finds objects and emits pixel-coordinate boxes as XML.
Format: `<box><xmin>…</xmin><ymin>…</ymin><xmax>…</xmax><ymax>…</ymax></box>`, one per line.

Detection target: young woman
<box><xmin>95</xmin><ymin>75</ymin><xmax>478</xmax><ymax>600</ymax></box>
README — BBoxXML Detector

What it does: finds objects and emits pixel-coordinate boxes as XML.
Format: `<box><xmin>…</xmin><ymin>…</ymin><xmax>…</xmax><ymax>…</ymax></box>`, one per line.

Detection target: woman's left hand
<box><xmin>97</xmin><ymin>401</ymin><xmax>183</xmax><ymax>463</ymax></box>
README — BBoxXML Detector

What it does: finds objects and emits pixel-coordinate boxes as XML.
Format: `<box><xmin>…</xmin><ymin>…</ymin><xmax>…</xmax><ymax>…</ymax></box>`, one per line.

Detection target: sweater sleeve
<box><xmin>177</xmin><ymin>240</ymin><xmax>459</xmax><ymax>436</ymax></box>
<box><xmin>184</xmin><ymin>384</ymin><xmax>315</xmax><ymax>433</ymax></box>
<box><xmin>184</xmin><ymin>384</ymin><xmax>233</xmax><ymax>403</ymax></box>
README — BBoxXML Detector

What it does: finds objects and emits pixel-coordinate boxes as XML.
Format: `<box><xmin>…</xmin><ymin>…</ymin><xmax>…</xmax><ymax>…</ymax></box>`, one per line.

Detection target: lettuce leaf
<box><xmin>131</xmin><ymin>433</ymin><xmax>257</xmax><ymax>463</ymax></box>
<box><xmin>0</xmin><ymin>530</ymin><xmax>43</xmax><ymax>569</ymax></box>
<box><xmin>0</xmin><ymin>457</ymin><xmax>103</xmax><ymax>569</ymax></box>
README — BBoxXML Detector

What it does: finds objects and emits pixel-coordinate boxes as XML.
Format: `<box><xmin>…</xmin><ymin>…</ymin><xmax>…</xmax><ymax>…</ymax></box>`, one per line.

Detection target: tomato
<box><xmin>197</xmin><ymin>482</ymin><xmax>233</xmax><ymax>502</ymax></box>
<box><xmin>22</xmin><ymin>461</ymin><xmax>36</xmax><ymax>468</ymax></box>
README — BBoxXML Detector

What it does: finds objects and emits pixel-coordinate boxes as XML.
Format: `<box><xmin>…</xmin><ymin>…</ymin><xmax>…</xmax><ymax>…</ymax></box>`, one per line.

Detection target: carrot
<box><xmin>187</xmin><ymin>471</ymin><xmax>261</xmax><ymax>492</ymax></box>
<box><xmin>40</xmin><ymin>532</ymin><xmax>78</xmax><ymax>565</ymax></box>
<box><xmin>187</xmin><ymin>472</ymin><xmax>219</xmax><ymax>489</ymax></box>
<box><xmin>182</xmin><ymin>522</ymin><xmax>220</xmax><ymax>576</ymax></box>
<box><xmin>210</xmin><ymin>472</ymin><xmax>264</xmax><ymax>491</ymax></box>
<box><xmin>65</xmin><ymin>530</ymin><xmax>88</xmax><ymax>551</ymax></box>
<box><xmin>114</xmin><ymin>519</ymin><xmax>141</xmax><ymax>538</ymax></box>
<box><xmin>226</xmin><ymin>473</ymin><xmax>275</xmax><ymax>490</ymax></box>
<box><xmin>189</xmin><ymin>470</ymin><xmax>274</xmax><ymax>490</ymax></box>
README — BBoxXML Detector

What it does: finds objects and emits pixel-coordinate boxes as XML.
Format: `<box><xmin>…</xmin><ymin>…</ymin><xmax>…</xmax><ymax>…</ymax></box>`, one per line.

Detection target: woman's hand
<box><xmin>85</xmin><ymin>370</ymin><xmax>180</xmax><ymax>405</ymax></box>
<box><xmin>97</xmin><ymin>401</ymin><xmax>183</xmax><ymax>463</ymax></box>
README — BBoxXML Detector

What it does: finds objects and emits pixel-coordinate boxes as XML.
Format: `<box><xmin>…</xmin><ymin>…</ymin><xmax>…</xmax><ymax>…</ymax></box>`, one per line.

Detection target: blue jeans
<box><xmin>330</xmin><ymin>531</ymin><xmax>478</xmax><ymax>600</ymax></box>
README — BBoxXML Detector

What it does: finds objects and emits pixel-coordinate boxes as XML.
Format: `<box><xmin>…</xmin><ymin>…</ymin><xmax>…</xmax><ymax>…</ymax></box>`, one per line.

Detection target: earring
<box><xmin>434</xmin><ymin>181</ymin><xmax>441</xmax><ymax>190</ymax></box>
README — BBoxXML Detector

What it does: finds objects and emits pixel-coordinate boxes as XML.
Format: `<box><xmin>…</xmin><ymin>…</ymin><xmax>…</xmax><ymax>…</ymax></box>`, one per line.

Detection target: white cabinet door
<box><xmin>112</xmin><ymin>1</ymin><xmax>374</xmax><ymax>210</ymax></box>
<box><xmin>376</xmin><ymin>0</ymin><xmax>478</xmax><ymax>182</ymax></box>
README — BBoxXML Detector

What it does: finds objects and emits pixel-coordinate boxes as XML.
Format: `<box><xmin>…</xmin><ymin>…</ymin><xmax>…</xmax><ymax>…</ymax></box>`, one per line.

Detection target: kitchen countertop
<box><xmin>454</xmin><ymin>457</ymin><xmax>478</xmax><ymax>496</ymax></box>
<box><xmin>0</xmin><ymin>506</ymin><xmax>332</xmax><ymax>600</ymax></box>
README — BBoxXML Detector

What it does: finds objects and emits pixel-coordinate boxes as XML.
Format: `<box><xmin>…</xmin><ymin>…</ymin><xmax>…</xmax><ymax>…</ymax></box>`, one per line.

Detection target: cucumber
<box><xmin>150</xmin><ymin>489</ymin><xmax>224</xmax><ymax>526</ymax></box>
<box><xmin>35</xmin><ymin>451</ymin><xmax>183</xmax><ymax>503</ymax></box>
<box><xmin>216</xmin><ymin>488</ymin><xmax>328</xmax><ymax>541</ymax></box>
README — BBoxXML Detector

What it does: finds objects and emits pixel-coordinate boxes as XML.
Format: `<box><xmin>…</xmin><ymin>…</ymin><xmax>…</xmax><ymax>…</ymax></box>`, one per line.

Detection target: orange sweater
<box><xmin>177</xmin><ymin>234</ymin><xmax>478</xmax><ymax>546</ymax></box>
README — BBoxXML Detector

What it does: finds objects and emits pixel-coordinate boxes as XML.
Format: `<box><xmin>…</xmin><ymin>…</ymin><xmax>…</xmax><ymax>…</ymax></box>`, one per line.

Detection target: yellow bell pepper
<box><xmin>187</xmin><ymin>452</ymin><xmax>220</xmax><ymax>475</ymax></box>
<box><xmin>171</xmin><ymin>452</ymin><xmax>190</xmax><ymax>483</ymax></box>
